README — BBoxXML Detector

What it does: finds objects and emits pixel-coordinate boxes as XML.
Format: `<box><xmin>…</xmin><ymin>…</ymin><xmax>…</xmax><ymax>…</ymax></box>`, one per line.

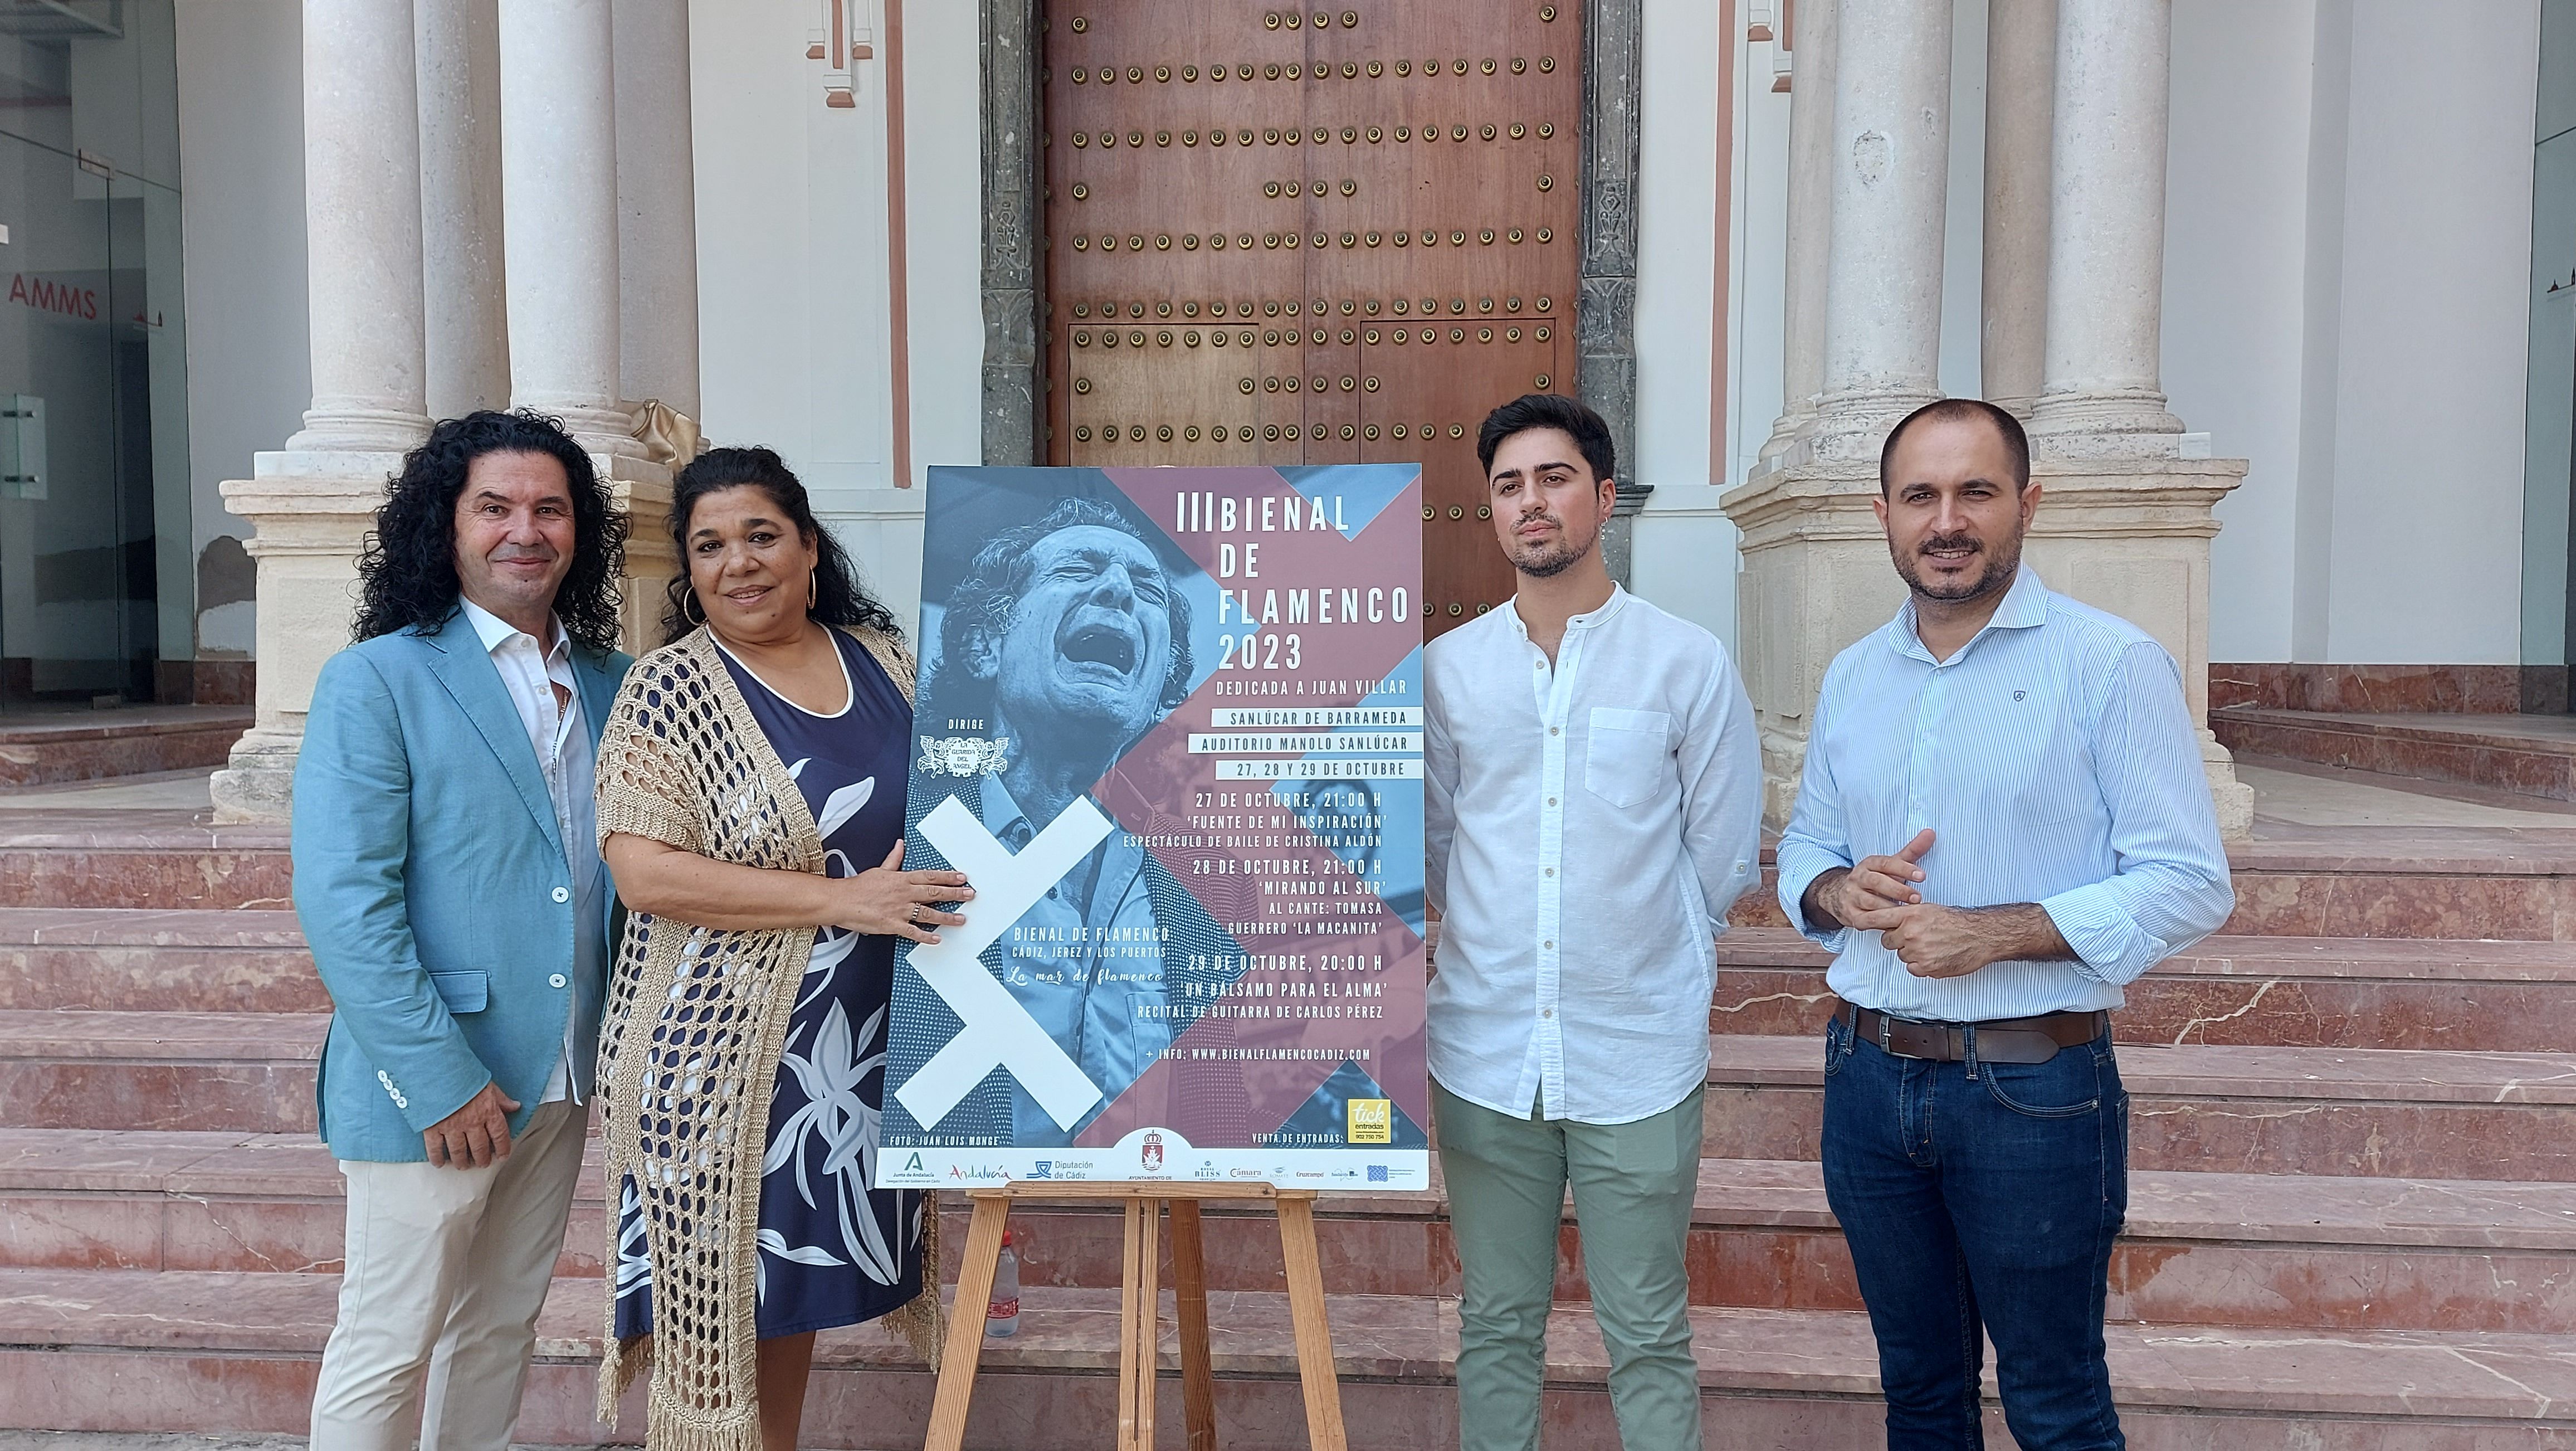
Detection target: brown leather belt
<box><xmin>1836</xmin><ymin>1003</ymin><xmax>2109</xmax><ymax>1066</ymax></box>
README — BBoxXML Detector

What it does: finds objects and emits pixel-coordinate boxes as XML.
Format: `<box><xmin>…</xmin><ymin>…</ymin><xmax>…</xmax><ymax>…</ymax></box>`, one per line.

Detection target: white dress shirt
<box><xmin>1774</xmin><ymin>567</ymin><xmax>2235</xmax><ymax>1022</ymax></box>
<box><xmin>1425</xmin><ymin>586</ymin><xmax>1765</xmax><ymax>1124</ymax></box>
<box><xmin>458</xmin><ymin>596</ymin><xmax>601</xmax><ymax>1103</ymax></box>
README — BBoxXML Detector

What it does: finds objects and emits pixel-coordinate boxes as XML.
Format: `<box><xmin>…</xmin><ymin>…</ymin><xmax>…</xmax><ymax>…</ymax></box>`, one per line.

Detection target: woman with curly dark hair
<box><xmin>591</xmin><ymin>447</ymin><xmax>962</xmax><ymax>1450</ymax></box>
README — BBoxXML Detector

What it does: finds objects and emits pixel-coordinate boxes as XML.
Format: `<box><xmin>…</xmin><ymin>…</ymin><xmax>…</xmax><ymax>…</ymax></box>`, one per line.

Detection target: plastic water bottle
<box><xmin>985</xmin><ymin>1229</ymin><xmax>1021</xmax><ymax>1338</ymax></box>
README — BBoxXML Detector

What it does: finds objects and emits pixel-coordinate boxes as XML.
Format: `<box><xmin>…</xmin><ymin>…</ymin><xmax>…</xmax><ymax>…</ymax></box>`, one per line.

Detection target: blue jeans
<box><xmin>1820</xmin><ymin>1011</ymin><xmax>2129</xmax><ymax>1450</ymax></box>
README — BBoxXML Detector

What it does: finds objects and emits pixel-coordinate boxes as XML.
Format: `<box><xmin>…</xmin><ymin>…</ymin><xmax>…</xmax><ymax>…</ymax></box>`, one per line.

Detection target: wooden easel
<box><xmin>924</xmin><ymin>1182</ymin><xmax>1349</xmax><ymax>1451</ymax></box>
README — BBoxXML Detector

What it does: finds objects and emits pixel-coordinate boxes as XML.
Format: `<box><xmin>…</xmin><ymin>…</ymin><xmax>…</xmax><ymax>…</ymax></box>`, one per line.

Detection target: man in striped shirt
<box><xmin>1775</xmin><ymin>398</ymin><xmax>2233</xmax><ymax>1450</ymax></box>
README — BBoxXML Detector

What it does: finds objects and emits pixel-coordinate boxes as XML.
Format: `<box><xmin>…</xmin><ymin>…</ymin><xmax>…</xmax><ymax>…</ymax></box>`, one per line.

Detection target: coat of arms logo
<box><xmin>917</xmin><ymin>735</ymin><xmax>1011</xmax><ymax>777</ymax></box>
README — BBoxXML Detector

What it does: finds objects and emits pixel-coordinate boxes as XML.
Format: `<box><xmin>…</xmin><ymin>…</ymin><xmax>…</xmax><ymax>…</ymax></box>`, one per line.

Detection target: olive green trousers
<box><xmin>1434</xmin><ymin>1080</ymin><xmax>1706</xmax><ymax>1451</ymax></box>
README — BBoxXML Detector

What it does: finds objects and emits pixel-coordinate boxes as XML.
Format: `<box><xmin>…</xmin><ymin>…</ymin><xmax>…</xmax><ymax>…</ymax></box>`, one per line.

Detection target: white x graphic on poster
<box><xmin>893</xmin><ymin>793</ymin><xmax>1114</xmax><ymax>1131</ymax></box>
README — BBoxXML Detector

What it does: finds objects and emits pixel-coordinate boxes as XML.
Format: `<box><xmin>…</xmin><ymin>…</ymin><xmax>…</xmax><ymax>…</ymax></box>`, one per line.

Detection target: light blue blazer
<box><xmin>291</xmin><ymin>606</ymin><xmax>631</xmax><ymax>1163</ymax></box>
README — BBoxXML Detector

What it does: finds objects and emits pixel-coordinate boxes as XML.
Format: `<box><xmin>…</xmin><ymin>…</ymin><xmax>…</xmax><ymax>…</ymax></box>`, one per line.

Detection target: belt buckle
<box><xmin>1877</xmin><ymin>1012</ymin><xmax>1895</xmax><ymax>1052</ymax></box>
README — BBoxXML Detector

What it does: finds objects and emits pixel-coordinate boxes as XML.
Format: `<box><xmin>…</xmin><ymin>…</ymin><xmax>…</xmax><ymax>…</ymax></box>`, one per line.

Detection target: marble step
<box><xmin>0</xmin><ymin>812</ymin><xmax>291</xmax><ymax>912</ymax></box>
<box><xmin>0</xmin><ymin>1011</ymin><xmax>323</xmax><ymax>1134</ymax></box>
<box><xmin>1710</xmin><ymin>928</ymin><xmax>2576</xmax><ymax>1050</ymax></box>
<box><xmin>1735</xmin><ymin>827</ymin><xmax>2576</xmax><ymax>942</ymax></box>
<box><xmin>1701</xmin><ymin>1035</ymin><xmax>2576</xmax><ymax>1182</ymax></box>
<box><xmin>0</xmin><ymin>708</ymin><xmax>249</xmax><ymax>788</ymax></box>
<box><xmin>2212</xmin><ymin>708</ymin><xmax>2576</xmax><ymax>804</ymax></box>
<box><xmin>7</xmin><ymin>1012</ymin><xmax>2571</xmax><ymax>1183</ymax></box>
<box><xmin>14</xmin><ymin>903</ymin><xmax>2575</xmax><ymax>1052</ymax></box>
<box><xmin>0</xmin><ymin>909</ymin><xmax>324</xmax><ymax>1013</ymax></box>
<box><xmin>8</xmin><ymin>1127</ymin><xmax>2570</xmax><ymax>1335</ymax></box>
<box><xmin>2218</xmin><ymin>825</ymin><xmax>2576</xmax><ymax>939</ymax></box>
<box><xmin>16</xmin><ymin>810</ymin><xmax>2576</xmax><ymax>941</ymax></box>
<box><xmin>0</xmin><ymin>1268</ymin><xmax>2566</xmax><ymax>1448</ymax></box>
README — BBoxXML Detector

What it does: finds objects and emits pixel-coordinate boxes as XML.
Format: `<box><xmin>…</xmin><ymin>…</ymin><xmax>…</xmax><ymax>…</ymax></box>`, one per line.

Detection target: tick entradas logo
<box><xmin>1346</xmin><ymin>1098</ymin><xmax>1392</xmax><ymax>1145</ymax></box>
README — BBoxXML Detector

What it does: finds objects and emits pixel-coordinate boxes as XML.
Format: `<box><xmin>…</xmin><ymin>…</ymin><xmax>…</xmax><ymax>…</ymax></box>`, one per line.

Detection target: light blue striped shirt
<box><xmin>1775</xmin><ymin>566</ymin><xmax>2233</xmax><ymax>1021</ymax></box>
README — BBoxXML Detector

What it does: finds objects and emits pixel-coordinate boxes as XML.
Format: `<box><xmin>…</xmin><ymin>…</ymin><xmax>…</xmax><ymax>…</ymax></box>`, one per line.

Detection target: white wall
<box><xmin>1628</xmin><ymin>0</ymin><xmax>1738</xmax><ymax>650</ymax></box>
<box><xmin>686</xmin><ymin>0</ymin><xmax>977</xmax><ymax>633</ymax></box>
<box><xmin>173</xmin><ymin>0</ymin><xmax>309</xmax><ymax>658</ymax></box>
<box><xmin>2307</xmin><ymin>1</ymin><xmax>2538</xmax><ymax>663</ymax></box>
<box><xmin>2165</xmin><ymin>0</ymin><xmax>2318</xmax><ymax>663</ymax></box>
<box><xmin>2165</xmin><ymin>0</ymin><xmax>2539</xmax><ymax>664</ymax></box>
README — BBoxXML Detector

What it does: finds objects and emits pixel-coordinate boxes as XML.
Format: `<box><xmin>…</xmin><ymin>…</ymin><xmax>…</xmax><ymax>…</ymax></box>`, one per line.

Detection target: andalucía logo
<box><xmin>1140</xmin><ymin>1131</ymin><xmax>1165</xmax><ymax>1172</ymax></box>
<box><xmin>904</xmin><ymin>1153</ymin><xmax>924</xmax><ymax>1174</ymax></box>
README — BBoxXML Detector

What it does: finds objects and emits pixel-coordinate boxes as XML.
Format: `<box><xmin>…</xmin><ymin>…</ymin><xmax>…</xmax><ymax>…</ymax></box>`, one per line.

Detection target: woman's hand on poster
<box><xmin>840</xmin><ymin>841</ymin><xmax>973</xmax><ymax>943</ymax></box>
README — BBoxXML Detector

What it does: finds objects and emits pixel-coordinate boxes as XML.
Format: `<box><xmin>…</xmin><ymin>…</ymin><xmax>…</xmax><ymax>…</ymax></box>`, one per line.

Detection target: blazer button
<box><xmin>551</xmin><ymin>886</ymin><xmax>570</xmax><ymax>903</ymax></box>
<box><xmin>549</xmin><ymin>973</ymin><xmax>568</xmax><ymax>989</ymax></box>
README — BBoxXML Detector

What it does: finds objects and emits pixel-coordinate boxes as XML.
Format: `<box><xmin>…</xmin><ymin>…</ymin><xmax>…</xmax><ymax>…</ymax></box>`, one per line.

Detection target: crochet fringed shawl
<box><xmin>591</xmin><ymin>624</ymin><xmax>943</xmax><ymax>1449</ymax></box>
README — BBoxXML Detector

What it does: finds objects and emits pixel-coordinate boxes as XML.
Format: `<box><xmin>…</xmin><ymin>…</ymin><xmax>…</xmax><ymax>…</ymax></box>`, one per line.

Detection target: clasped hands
<box><xmin>1812</xmin><ymin>829</ymin><xmax>1995</xmax><ymax>980</ymax></box>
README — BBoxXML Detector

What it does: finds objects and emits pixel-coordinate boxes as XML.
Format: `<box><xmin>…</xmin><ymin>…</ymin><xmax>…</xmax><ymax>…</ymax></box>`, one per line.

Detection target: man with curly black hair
<box><xmin>292</xmin><ymin>410</ymin><xmax>633</xmax><ymax>1451</ymax></box>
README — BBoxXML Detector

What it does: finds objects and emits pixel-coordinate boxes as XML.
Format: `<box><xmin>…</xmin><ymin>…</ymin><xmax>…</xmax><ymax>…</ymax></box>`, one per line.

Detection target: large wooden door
<box><xmin>1043</xmin><ymin>1</ymin><xmax>1582</xmax><ymax>637</ymax></box>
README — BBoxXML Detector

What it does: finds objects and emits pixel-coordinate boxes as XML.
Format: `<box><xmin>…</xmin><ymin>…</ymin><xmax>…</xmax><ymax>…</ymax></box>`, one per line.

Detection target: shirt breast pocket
<box><xmin>1584</xmin><ymin>707</ymin><xmax>1671</xmax><ymax>809</ymax></box>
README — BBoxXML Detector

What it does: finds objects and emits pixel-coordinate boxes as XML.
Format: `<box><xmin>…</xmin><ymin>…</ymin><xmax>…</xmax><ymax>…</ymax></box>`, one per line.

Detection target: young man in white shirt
<box><xmin>1426</xmin><ymin>394</ymin><xmax>1766</xmax><ymax>1451</ymax></box>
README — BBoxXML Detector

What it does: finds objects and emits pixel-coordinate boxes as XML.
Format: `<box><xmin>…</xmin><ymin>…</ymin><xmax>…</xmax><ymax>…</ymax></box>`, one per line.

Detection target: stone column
<box><xmin>1757</xmin><ymin>0</ymin><xmax>1838</xmax><ymax>464</ymax></box>
<box><xmin>287</xmin><ymin>0</ymin><xmax>430</xmax><ymax>452</ymax></box>
<box><xmin>1806</xmin><ymin>0</ymin><xmax>1952</xmax><ymax>459</ymax></box>
<box><xmin>213</xmin><ymin>0</ymin><xmax>431</xmax><ymax>822</ymax></box>
<box><xmin>2021</xmin><ymin>0</ymin><xmax>2253</xmax><ymax>835</ymax></box>
<box><xmin>613</xmin><ymin>0</ymin><xmax>701</xmax><ymax>419</ymax></box>
<box><xmin>497</xmin><ymin>0</ymin><xmax>675</xmax><ymax>651</ymax></box>
<box><xmin>1722</xmin><ymin>0</ymin><xmax>1954</xmax><ymax>826</ymax></box>
<box><xmin>496</xmin><ymin>0</ymin><xmax>643</xmax><ymax>456</ymax></box>
<box><xmin>417</xmin><ymin>0</ymin><xmax>510</xmax><ymax>418</ymax></box>
<box><xmin>2030</xmin><ymin>0</ymin><xmax>2183</xmax><ymax>444</ymax></box>
<box><xmin>1980</xmin><ymin>0</ymin><xmax>2052</xmax><ymax>419</ymax></box>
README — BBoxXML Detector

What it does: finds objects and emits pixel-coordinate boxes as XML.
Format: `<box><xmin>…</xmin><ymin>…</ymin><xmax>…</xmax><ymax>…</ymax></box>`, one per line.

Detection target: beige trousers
<box><xmin>309</xmin><ymin>1099</ymin><xmax>588</xmax><ymax>1451</ymax></box>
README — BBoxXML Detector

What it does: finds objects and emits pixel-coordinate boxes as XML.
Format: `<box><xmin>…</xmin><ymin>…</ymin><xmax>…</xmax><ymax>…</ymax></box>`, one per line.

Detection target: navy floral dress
<box><xmin>615</xmin><ymin>629</ymin><xmax>925</xmax><ymax>1340</ymax></box>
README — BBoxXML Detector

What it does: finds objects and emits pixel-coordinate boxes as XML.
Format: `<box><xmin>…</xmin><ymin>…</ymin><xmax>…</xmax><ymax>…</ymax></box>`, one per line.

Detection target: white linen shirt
<box><xmin>458</xmin><ymin>597</ymin><xmax>601</xmax><ymax>1104</ymax></box>
<box><xmin>1773</xmin><ymin>566</ymin><xmax>2235</xmax><ymax>1022</ymax></box>
<box><xmin>1425</xmin><ymin>586</ymin><xmax>1765</xmax><ymax>1124</ymax></box>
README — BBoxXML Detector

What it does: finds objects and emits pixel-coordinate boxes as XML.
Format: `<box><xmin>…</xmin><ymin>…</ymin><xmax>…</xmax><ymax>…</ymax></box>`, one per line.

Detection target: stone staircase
<box><xmin>0</xmin><ymin>707</ymin><xmax>253</xmax><ymax>789</ymax></box>
<box><xmin>2212</xmin><ymin>707</ymin><xmax>2576</xmax><ymax>804</ymax></box>
<box><xmin>1</xmin><ymin>810</ymin><xmax>2572</xmax><ymax>1447</ymax></box>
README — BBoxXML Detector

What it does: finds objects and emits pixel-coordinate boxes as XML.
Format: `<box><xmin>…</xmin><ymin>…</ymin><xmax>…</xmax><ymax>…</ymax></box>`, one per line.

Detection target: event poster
<box><xmin>875</xmin><ymin>465</ymin><xmax>1431</xmax><ymax>1191</ymax></box>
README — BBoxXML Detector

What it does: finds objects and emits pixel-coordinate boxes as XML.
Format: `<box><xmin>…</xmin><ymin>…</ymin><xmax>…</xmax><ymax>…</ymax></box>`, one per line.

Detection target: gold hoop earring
<box><xmin>808</xmin><ymin>573</ymin><xmax>818</xmax><ymax>612</ymax></box>
<box><xmin>684</xmin><ymin>590</ymin><xmax>706</xmax><ymax>625</ymax></box>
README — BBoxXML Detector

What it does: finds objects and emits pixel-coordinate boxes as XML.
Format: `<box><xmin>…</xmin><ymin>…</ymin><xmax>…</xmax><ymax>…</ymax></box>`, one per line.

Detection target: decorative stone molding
<box><xmin>980</xmin><ymin>0</ymin><xmax>1043</xmax><ymax>468</ymax></box>
<box><xmin>1581</xmin><ymin>0</ymin><xmax>1647</xmax><ymax>583</ymax></box>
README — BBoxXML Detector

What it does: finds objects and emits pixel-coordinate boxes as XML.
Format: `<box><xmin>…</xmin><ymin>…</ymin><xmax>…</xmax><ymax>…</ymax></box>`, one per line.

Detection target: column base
<box><xmin>1755</xmin><ymin>402</ymin><xmax>1817</xmax><ymax>468</ymax></box>
<box><xmin>285</xmin><ymin>407</ymin><xmax>430</xmax><ymax>455</ymax></box>
<box><xmin>209</xmin><ymin>726</ymin><xmax>304</xmax><ymax>825</ymax></box>
<box><xmin>2203</xmin><ymin>728</ymin><xmax>2255</xmax><ymax>841</ymax></box>
<box><xmin>1806</xmin><ymin>386</ymin><xmax>1944</xmax><ymax>467</ymax></box>
<box><xmin>522</xmin><ymin>398</ymin><xmax>649</xmax><ymax>460</ymax></box>
<box><xmin>2027</xmin><ymin>389</ymin><xmax>2185</xmax><ymax>452</ymax></box>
